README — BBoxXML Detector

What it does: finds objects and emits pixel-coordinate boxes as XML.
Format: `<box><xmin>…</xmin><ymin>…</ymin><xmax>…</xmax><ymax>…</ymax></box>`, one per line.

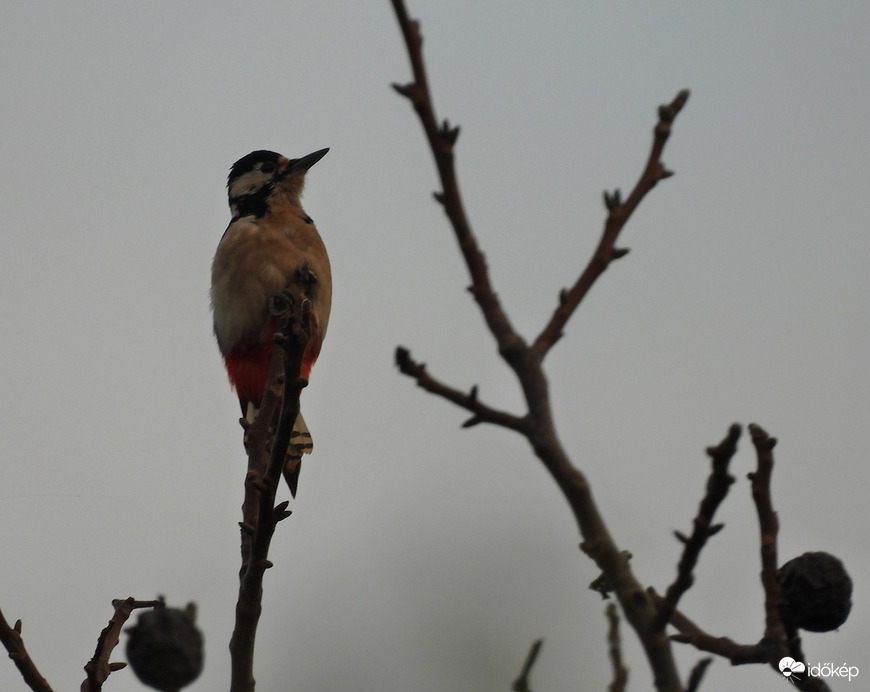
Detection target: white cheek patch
<box><xmin>228</xmin><ymin>170</ymin><xmax>271</xmax><ymax>199</ymax></box>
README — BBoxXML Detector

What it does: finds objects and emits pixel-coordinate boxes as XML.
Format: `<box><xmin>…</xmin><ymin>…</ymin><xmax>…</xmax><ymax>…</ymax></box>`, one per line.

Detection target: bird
<box><xmin>211</xmin><ymin>148</ymin><xmax>331</xmax><ymax>496</ymax></box>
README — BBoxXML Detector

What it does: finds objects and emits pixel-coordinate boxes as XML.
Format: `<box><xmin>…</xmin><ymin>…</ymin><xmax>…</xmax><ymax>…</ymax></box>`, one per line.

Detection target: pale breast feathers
<box><xmin>210</xmin><ymin>217</ymin><xmax>332</xmax><ymax>353</ymax></box>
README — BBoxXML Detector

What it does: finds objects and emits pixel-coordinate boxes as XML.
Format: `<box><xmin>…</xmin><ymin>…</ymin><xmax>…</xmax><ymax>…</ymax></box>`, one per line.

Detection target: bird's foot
<box><xmin>268</xmin><ymin>289</ymin><xmax>297</xmax><ymax>318</ymax></box>
<box><xmin>269</xmin><ymin>289</ymin><xmax>311</xmax><ymax>347</ymax></box>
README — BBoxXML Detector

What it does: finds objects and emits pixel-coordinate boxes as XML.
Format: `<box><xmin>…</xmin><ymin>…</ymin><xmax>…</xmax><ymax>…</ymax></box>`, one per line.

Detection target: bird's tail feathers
<box><xmin>283</xmin><ymin>412</ymin><xmax>313</xmax><ymax>497</ymax></box>
<box><xmin>242</xmin><ymin>401</ymin><xmax>313</xmax><ymax>498</ymax></box>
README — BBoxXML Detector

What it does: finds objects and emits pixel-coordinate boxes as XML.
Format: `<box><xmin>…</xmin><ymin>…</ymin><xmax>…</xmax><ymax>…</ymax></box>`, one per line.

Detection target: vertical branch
<box><xmin>606</xmin><ymin>604</ymin><xmax>629</xmax><ymax>692</ymax></box>
<box><xmin>238</xmin><ymin>354</ymin><xmax>284</xmax><ymax>572</ymax></box>
<box><xmin>746</xmin><ymin>424</ymin><xmax>788</xmax><ymax>656</ymax></box>
<box><xmin>744</xmin><ymin>423</ymin><xmax>831</xmax><ymax>690</ymax></box>
<box><xmin>229</xmin><ymin>295</ymin><xmax>308</xmax><ymax>692</ymax></box>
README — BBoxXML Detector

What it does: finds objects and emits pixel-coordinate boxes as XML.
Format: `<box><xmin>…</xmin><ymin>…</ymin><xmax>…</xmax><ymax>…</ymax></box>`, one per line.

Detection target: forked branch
<box><xmin>664</xmin><ymin>424</ymin><xmax>832</xmax><ymax>691</ymax></box>
<box><xmin>391</xmin><ymin>2</ymin><xmax>689</xmax><ymax>690</ymax></box>
<box><xmin>390</xmin><ymin>6</ymin><xmax>842</xmax><ymax>692</ymax></box>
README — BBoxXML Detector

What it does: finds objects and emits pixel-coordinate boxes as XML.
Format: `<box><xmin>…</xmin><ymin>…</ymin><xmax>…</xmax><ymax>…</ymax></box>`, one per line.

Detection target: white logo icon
<box><xmin>779</xmin><ymin>657</ymin><xmax>806</xmax><ymax>684</ymax></box>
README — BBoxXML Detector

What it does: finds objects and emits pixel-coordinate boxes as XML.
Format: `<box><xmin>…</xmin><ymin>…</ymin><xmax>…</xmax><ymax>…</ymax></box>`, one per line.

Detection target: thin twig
<box><xmin>662</xmin><ymin>598</ymin><xmax>764</xmax><ymax>665</ymax></box>
<box><xmin>605</xmin><ymin>604</ymin><xmax>628</xmax><ymax>692</ymax></box>
<box><xmin>745</xmin><ymin>424</ymin><xmax>830</xmax><ymax>690</ymax></box>
<box><xmin>81</xmin><ymin>597</ymin><xmax>162</xmax><ymax>692</ymax></box>
<box><xmin>668</xmin><ymin>632</ymin><xmax>765</xmax><ymax>665</ymax></box>
<box><xmin>685</xmin><ymin>657</ymin><xmax>712</xmax><ymax>692</ymax></box>
<box><xmin>746</xmin><ymin>424</ymin><xmax>788</xmax><ymax>658</ymax></box>
<box><xmin>655</xmin><ymin>424</ymin><xmax>740</xmax><ymax>630</ymax></box>
<box><xmin>511</xmin><ymin>639</ymin><xmax>543</xmax><ymax>692</ymax></box>
<box><xmin>394</xmin><ymin>347</ymin><xmax>528</xmax><ymax>432</ymax></box>
<box><xmin>391</xmin><ymin>0</ymin><xmax>526</xmax><ymax>364</ymax></box>
<box><xmin>0</xmin><ymin>607</ymin><xmax>53</xmax><ymax>692</ymax></box>
<box><xmin>531</xmin><ymin>90</ymin><xmax>689</xmax><ymax>360</ymax></box>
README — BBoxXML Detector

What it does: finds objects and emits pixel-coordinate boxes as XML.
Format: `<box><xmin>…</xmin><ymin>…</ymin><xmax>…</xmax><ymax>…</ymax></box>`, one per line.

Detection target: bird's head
<box><xmin>227</xmin><ymin>148</ymin><xmax>329</xmax><ymax>220</ymax></box>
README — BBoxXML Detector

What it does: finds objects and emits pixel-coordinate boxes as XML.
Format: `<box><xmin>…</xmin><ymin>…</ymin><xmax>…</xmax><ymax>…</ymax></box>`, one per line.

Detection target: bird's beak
<box><xmin>287</xmin><ymin>148</ymin><xmax>329</xmax><ymax>174</ymax></box>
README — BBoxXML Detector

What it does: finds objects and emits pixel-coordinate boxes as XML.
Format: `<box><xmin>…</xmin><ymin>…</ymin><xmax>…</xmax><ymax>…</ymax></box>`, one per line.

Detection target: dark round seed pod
<box><xmin>778</xmin><ymin>552</ymin><xmax>852</xmax><ymax>632</ymax></box>
<box><xmin>126</xmin><ymin>602</ymin><xmax>204</xmax><ymax>691</ymax></box>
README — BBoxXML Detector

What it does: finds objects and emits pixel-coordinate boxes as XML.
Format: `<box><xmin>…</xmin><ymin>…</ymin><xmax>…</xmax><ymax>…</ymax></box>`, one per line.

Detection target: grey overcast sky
<box><xmin>1</xmin><ymin>2</ymin><xmax>868</xmax><ymax>691</ymax></box>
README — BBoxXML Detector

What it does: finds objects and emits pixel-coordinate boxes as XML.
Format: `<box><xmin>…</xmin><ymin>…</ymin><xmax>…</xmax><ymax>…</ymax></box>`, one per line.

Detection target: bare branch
<box><xmin>511</xmin><ymin>639</ymin><xmax>543</xmax><ymax>692</ymax></box>
<box><xmin>605</xmin><ymin>604</ymin><xmax>628</xmax><ymax>692</ymax></box>
<box><xmin>746</xmin><ymin>424</ymin><xmax>788</xmax><ymax>658</ymax></box>
<box><xmin>655</xmin><ymin>424</ymin><xmax>740</xmax><ymax>630</ymax></box>
<box><xmin>668</xmin><ymin>634</ymin><xmax>764</xmax><ymax>666</ymax></box>
<box><xmin>229</xmin><ymin>293</ymin><xmax>309</xmax><ymax>692</ymax></box>
<box><xmin>654</xmin><ymin>425</ymin><xmax>832</xmax><ymax>690</ymax></box>
<box><xmin>532</xmin><ymin>89</ymin><xmax>690</xmax><ymax>360</ymax></box>
<box><xmin>394</xmin><ymin>347</ymin><xmax>528</xmax><ymax>433</ymax></box>
<box><xmin>391</xmin><ymin>3</ymin><xmax>691</xmax><ymax>690</ymax></box>
<box><xmin>391</xmin><ymin>0</ymin><xmax>526</xmax><ymax>366</ymax></box>
<box><xmin>663</xmin><ymin>600</ymin><xmax>765</xmax><ymax>666</ymax></box>
<box><xmin>667</xmin><ymin>609</ymin><xmax>831</xmax><ymax>692</ymax></box>
<box><xmin>746</xmin><ymin>424</ymin><xmax>832</xmax><ymax>690</ymax></box>
<box><xmin>0</xmin><ymin>607</ymin><xmax>53</xmax><ymax>692</ymax></box>
<box><xmin>81</xmin><ymin>597</ymin><xmax>162</xmax><ymax>692</ymax></box>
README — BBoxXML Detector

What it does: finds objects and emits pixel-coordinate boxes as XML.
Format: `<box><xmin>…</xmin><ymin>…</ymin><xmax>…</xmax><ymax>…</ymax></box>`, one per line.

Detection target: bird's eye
<box><xmin>260</xmin><ymin>162</ymin><xmax>276</xmax><ymax>174</ymax></box>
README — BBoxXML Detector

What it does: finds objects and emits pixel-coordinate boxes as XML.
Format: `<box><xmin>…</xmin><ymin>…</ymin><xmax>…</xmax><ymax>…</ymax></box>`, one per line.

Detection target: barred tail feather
<box><xmin>283</xmin><ymin>411</ymin><xmax>313</xmax><ymax>498</ymax></box>
<box><xmin>242</xmin><ymin>399</ymin><xmax>313</xmax><ymax>498</ymax></box>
